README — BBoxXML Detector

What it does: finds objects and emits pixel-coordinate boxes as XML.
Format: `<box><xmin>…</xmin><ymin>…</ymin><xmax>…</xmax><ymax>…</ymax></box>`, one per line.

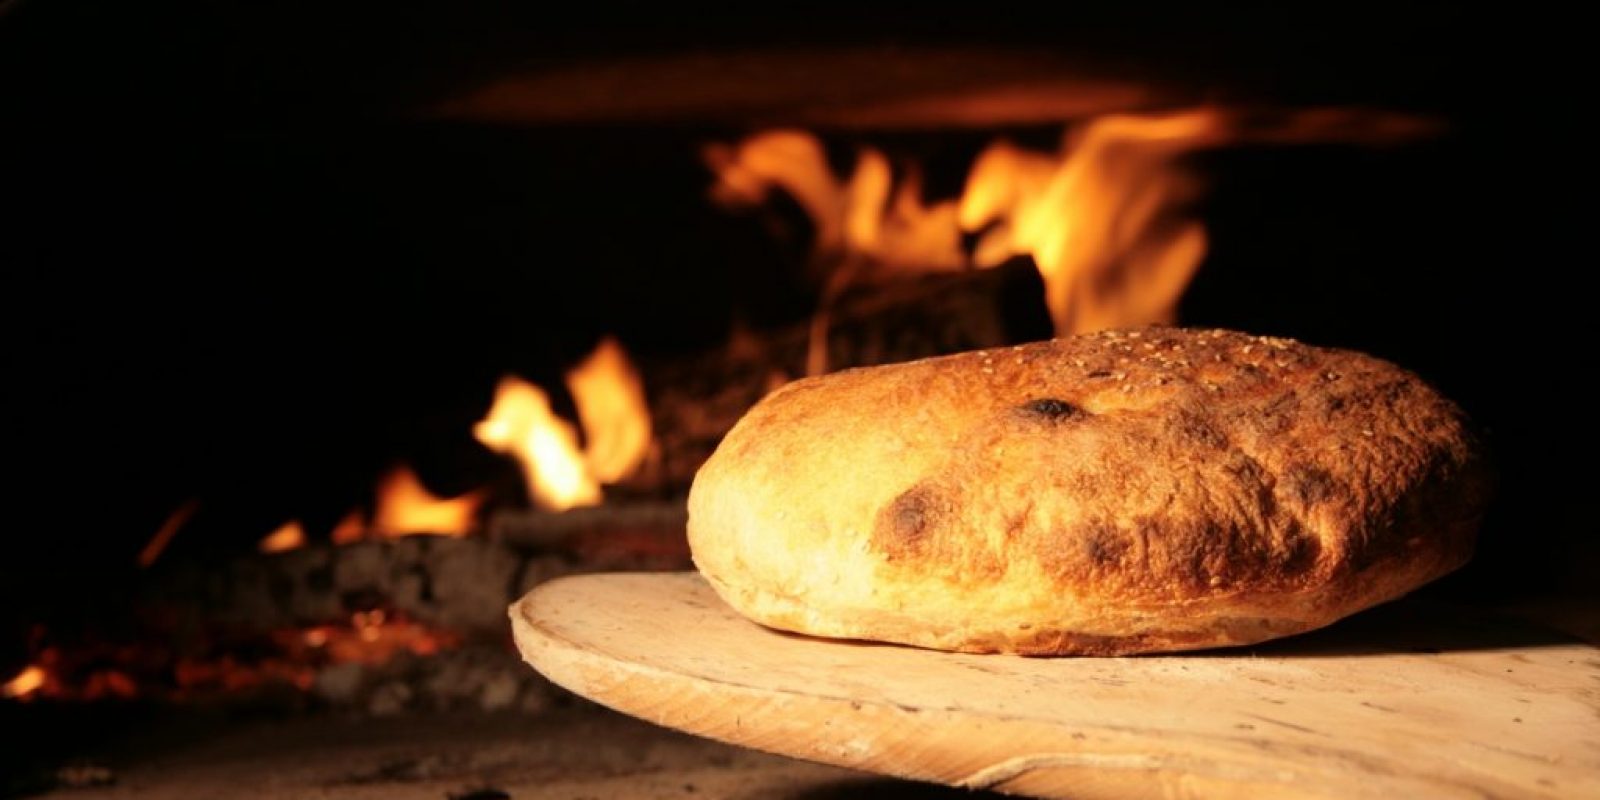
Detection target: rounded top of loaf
<box><xmin>688</xmin><ymin>327</ymin><xmax>1489</xmax><ymax>655</ymax></box>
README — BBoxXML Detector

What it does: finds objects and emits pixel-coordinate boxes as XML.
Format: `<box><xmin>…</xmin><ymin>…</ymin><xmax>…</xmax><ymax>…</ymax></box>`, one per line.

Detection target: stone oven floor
<box><xmin>19</xmin><ymin>703</ymin><xmax>990</xmax><ymax>799</ymax></box>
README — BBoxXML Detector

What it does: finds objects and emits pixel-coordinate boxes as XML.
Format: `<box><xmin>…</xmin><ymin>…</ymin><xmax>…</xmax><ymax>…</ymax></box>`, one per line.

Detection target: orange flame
<box><xmin>258</xmin><ymin>468</ymin><xmax>480</xmax><ymax>554</ymax></box>
<box><xmin>137</xmin><ymin>499</ymin><xmax>199</xmax><ymax>568</ymax></box>
<box><xmin>475</xmin><ymin>375</ymin><xmax>600</xmax><ymax>510</ymax></box>
<box><xmin>369</xmin><ymin>465</ymin><xmax>483</xmax><ymax>538</ymax></box>
<box><xmin>259</xmin><ymin>520</ymin><xmax>308</xmax><ymax>553</ymax></box>
<box><xmin>2</xmin><ymin>665</ymin><xmax>46</xmax><ymax>699</ymax></box>
<box><xmin>706</xmin><ymin>131</ymin><xmax>963</xmax><ymax>274</ymax></box>
<box><xmin>959</xmin><ymin>111</ymin><xmax>1220</xmax><ymax>334</ymax></box>
<box><xmin>475</xmin><ymin>339</ymin><xmax>653</xmax><ymax>511</ymax></box>
<box><xmin>329</xmin><ymin>509</ymin><xmax>366</xmax><ymax>545</ymax></box>
<box><xmin>565</xmin><ymin>336</ymin><xmax>653</xmax><ymax>484</ymax></box>
<box><xmin>706</xmin><ymin>108</ymin><xmax>1432</xmax><ymax>343</ymax></box>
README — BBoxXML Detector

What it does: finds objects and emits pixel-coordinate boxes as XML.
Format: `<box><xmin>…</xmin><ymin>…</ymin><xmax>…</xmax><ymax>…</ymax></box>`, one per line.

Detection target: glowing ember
<box><xmin>329</xmin><ymin>509</ymin><xmax>366</xmax><ymax>545</ymax></box>
<box><xmin>138</xmin><ymin>499</ymin><xmax>199</xmax><ymax>568</ymax></box>
<box><xmin>2</xmin><ymin>665</ymin><xmax>46</xmax><ymax>699</ymax></box>
<box><xmin>80</xmin><ymin>669</ymin><xmax>137</xmax><ymax>700</ymax></box>
<box><xmin>475</xmin><ymin>375</ymin><xmax>600</xmax><ymax>510</ymax></box>
<box><xmin>369</xmin><ymin>465</ymin><xmax>482</xmax><ymax>538</ymax></box>
<box><xmin>5</xmin><ymin>609</ymin><xmax>462</xmax><ymax>703</ymax></box>
<box><xmin>291</xmin><ymin>609</ymin><xmax>457</xmax><ymax>665</ymax></box>
<box><xmin>565</xmin><ymin>336</ymin><xmax>653</xmax><ymax>484</ymax></box>
<box><xmin>259</xmin><ymin>520</ymin><xmax>308</xmax><ymax>553</ymax></box>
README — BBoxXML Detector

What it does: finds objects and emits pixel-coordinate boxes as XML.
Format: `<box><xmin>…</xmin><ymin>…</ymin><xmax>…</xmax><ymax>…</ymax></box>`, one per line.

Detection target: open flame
<box><xmin>257</xmin><ymin>465</ymin><xmax>481</xmax><ymax>553</ymax></box>
<box><xmin>252</xmin><ymin>339</ymin><xmax>648</xmax><ymax>552</ymax></box>
<box><xmin>959</xmin><ymin>111</ymin><xmax>1216</xmax><ymax>335</ymax></box>
<box><xmin>475</xmin><ymin>337</ymin><xmax>652</xmax><ymax>511</ymax></box>
<box><xmin>707</xmin><ymin>107</ymin><xmax>1432</xmax><ymax>353</ymax></box>
<box><xmin>369</xmin><ymin>465</ymin><xmax>483</xmax><ymax>538</ymax></box>
<box><xmin>3</xmin><ymin>665</ymin><xmax>47</xmax><ymax>699</ymax></box>
<box><xmin>330</xmin><ymin>509</ymin><xmax>366</xmax><ymax>545</ymax></box>
<box><xmin>706</xmin><ymin>131</ymin><xmax>964</xmax><ymax>275</ymax></box>
<box><xmin>475</xmin><ymin>375</ymin><xmax>598</xmax><ymax>510</ymax></box>
<box><xmin>259</xmin><ymin>520</ymin><xmax>308</xmax><ymax>553</ymax></box>
<box><xmin>567</xmin><ymin>337</ymin><xmax>654</xmax><ymax>484</ymax></box>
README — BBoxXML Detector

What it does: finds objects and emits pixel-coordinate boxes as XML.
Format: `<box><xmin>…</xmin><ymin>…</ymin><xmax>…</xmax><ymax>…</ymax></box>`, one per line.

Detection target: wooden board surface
<box><xmin>511</xmin><ymin>572</ymin><xmax>1600</xmax><ymax>799</ymax></box>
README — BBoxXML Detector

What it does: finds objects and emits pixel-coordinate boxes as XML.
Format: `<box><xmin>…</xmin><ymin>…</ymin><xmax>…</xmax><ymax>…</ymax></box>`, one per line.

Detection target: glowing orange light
<box><xmin>138</xmin><ymin>499</ymin><xmax>199</xmax><ymax>568</ymax></box>
<box><xmin>475</xmin><ymin>376</ymin><xmax>600</xmax><ymax>511</ymax></box>
<box><xmin>2</xmin><ymin>665</ymin><xmax>46</xmax><ymax>699</ymax></box>
<box><xmin>959</xmin><ymin>111</ymin><xmax>1223</xmax><ymax>334</ymax></box>
<box><xmin>369</xmin><ymin>465</ymin><xmax>482</xmax><ymax>538</ymax></box>
<box><xmin>329</xmin><ymin>509</ymin><xmax>366</xmax><ymax>545</ymax></box>
<box><xmin>474</xmin><ymin>338</ymin><xmax>653</xmax><ymax>510</ymax></box>
<box><xmin>565</xmin><ymin>336</ymin><xmax>653</xmax><ymax>484</ymax></box>
<box><xmin>259</xmin><ymin>520</ymin><xmax>308</xmax><ymax>553</ymax></box>
<box><xmin>706</xmin><ymin>108</ymin><xmax>1432</xmax><ymax>352</ymax></box>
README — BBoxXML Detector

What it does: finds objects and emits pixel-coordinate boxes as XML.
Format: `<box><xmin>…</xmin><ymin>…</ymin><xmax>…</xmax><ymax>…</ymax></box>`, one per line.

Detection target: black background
<box><xmin>1</xmin><ymin>4</ymin><xmax>1589</xmax><ymax>647</ymax></box>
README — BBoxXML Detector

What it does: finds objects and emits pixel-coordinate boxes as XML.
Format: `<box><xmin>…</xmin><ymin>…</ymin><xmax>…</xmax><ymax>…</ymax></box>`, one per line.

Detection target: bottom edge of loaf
<box><xmin>696</xmin><ymin>554</ymin><xmax>1475</xmax><ymax>656</ymax></box>
<box><xmin>699</xmin><ymin>572</ymin><xmax>1333</xmax><ymax>656</ymax></box>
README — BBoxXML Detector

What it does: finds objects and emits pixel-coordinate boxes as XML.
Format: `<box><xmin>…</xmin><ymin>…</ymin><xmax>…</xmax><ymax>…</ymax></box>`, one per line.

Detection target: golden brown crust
<box><xmin>688</xmin><ymin>327</ymin><xmax>1489</xmax><ymax>655</ymax></box>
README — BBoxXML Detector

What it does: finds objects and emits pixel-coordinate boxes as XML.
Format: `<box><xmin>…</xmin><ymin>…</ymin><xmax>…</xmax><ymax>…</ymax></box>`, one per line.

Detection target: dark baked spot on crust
<box><xmin>1183</xmin><ymin>520</ymin><xmax>1236</xmax><ymax>587</ymax></box>
<box><xmin>1252</xmin><ymin>393</ymin><xmax>1300</xmax><ymax>436</ymax></box>
<box><xmin>1034</xmin><ymin>518</ymin><xmax>1116</xmax><ymax>581</ymax></box>
<box><xmin>893</xmin><ymin>489</ymin><xmax>933</xmax><ymax>541</ymax></box>
<box><xmin>1017</xmin><ymin>397</ymin><xmax>1084</xmax><ymax>421</ymax></box>
<box><xmin>1311</xmin><ymin>390</ymin><xmax>1349</xmax><ymax>421</ymax></box>
<box><xmin>1003</xmin><ymin>511</ymin><xmax>1030</xmax><ymax>542</ymax></box>
<box><xmin>1166</xmin><ymin>410</ymin><xmax>1227</xmax><ymax>449</ymax></box>
<box><xmin>1285</xmin><ymin>463</ymin><xmax>1339</xmax><ymax>506</ymax></box>
<box><xmin>1277</xmin><ymin>521</ymin><xmax>1322</xmax><ymax>571</ymax></box>
<box><xmin>875</xmin><ymin>484</ymin><xmax>942</xmax><ymax>558</ymax></box>
<box><xmin>1082</xmin><ymin>523</ymin><xmax>1129</xmax><ymax>566</ymax></box>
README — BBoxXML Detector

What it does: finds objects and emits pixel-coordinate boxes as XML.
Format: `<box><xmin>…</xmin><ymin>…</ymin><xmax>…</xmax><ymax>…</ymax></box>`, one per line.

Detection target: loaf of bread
<box><xmin>688</xmin><ymin>327</ymin><xmax>1488</xmax><ymax>655</ymax></box>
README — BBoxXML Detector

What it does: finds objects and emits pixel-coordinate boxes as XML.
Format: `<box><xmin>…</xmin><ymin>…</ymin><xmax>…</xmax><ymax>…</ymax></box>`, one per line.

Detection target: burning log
<box><xmin>640</xmin><ymin>258</ymin><xmax>1049</xmax><ymax>489</ymax></box>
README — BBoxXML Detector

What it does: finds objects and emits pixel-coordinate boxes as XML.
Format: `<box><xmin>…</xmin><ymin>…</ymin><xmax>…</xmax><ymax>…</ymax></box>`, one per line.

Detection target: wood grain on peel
<box><xmin>512</xmin><ymin>573</ymin><xmax>1598</xmax><ymax>800</ymax></box>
